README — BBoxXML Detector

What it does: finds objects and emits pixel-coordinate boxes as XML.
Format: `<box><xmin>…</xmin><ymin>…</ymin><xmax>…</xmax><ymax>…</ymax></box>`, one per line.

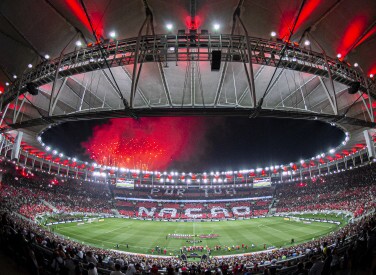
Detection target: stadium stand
<box><xmin>0</xmin><ymin>160</ymin><xmax>376</xmax><ymax>274</ymax></box>
<box><xmin>274</xmin><ymin>165</ymin><xmax>376</xmax><ymax>217</ymax></box>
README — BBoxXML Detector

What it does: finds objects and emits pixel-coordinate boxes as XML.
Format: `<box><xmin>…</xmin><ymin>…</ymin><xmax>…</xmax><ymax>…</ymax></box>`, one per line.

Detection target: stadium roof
<box><xmin>0</xmin><ymin>0</ymin><xmax>375</xmax><ymax>169</ymax></box>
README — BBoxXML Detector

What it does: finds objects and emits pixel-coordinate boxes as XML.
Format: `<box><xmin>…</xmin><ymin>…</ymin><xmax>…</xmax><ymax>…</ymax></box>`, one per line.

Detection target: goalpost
<box><xmin>86</xmin><ymin>217</ymin><xmax>99</xmax><ymax>224</ymax></box>
<box><xmin>290</xmin><ymin>217</ymin><xmax>301</xmax><ymax>222</ymax></box>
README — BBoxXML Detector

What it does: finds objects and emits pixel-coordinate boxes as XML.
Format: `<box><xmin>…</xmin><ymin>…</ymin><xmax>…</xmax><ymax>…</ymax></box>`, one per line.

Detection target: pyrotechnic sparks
<box><xmin>82</xmin><ymin>117</ymin><xmax>206</xmax><ymax>170</ymax></box>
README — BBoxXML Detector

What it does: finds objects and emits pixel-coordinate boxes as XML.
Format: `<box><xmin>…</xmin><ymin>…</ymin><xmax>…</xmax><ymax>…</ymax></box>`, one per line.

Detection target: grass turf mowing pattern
<box><xmin>53</xmin><ymin>217</ymin><xmax>338</xmax><ymax>256</ymax></box>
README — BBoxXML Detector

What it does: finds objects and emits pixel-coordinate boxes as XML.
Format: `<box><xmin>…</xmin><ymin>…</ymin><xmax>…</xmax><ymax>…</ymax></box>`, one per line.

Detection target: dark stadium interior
<box><xmin>1</xmin><ymin>0</ymin><xmax>376</xmax><ymax>274</ymax></box>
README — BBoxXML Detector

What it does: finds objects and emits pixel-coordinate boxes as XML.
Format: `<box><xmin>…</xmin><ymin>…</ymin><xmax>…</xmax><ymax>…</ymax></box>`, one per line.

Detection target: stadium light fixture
<box><xmin>213</xmin><ymin>23</ymin><xmax>220</xmax><ymax>31</ymax></box>
<box><xmin>166</xmin><ymin>23</ymin><xmax>173</xmax><ymax>31</ymax></box>
<box><xmin>5</xmin><ymin>82</ymin><xmax>9</xmax><ymax>86</ymax></box>
<box><xmin>329</xmin><ymin>149</ymin><xmax>335</xmax><ymax>154</ymax></box>
<box><xmin>109</xmin><ymin>31</ymin><xmax>116</xmax><ymax>38</ymax></box>
<box><xmin>300</xmin><ymin>160</ymin><xmax>304</xmax><ymax>164</ymax></box>
<box><xmin>304</xmin><ymin>40</ymin><xmax>310</xmax><ymax>46</ymax></box>
<box><xmin>337</xmin><ymin>53</ymin><xmax>342</xmax><ymax>59</ymax></box>
<box><xmin>28</xmin><ymin>64</ymin><xmax>33</xmax><ymax>68</ymax></box>
<box><xmin>72</xmin><ymin>158</ymin><xmax>77</xmax><ymax>162</ymax></box>
<box><xmin>370</xmin><ymin>74</ymin><xmax>374</xmax><ymax>78</ymax></box>
<box><xmin>45</xmin><ymin>146</ymin><xmax>51</xmax><ymax>151</ymax></box>
<box><xmin>44</xmin><ymin>54</ymin><xmax>50</xmax><ymax>59</ymax></box>
<box><xmin>270</xmin><ymin>31</ymin><xmax>277</xmax><ymax>37</ymax></box>
<box><xmin>75</xmin><ymin>40</ymin><xmax>82</xmax><ymax>47</ymax></box>
<box><xmin>354</xmin><ymin>63</ymin><xmax>359</xmax><ymax>67</ymax></box>
<box><xmin>13</xmin><ymin>75</ymin><xmax>17</xmax><ymax>79</ymax></box>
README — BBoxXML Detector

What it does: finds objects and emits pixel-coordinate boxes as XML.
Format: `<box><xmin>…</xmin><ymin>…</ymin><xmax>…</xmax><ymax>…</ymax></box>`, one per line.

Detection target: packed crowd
<box><xmin>1</xmin><ymin>207</ymin><xmax>375</xmax><ymax>274</ymax></box>
<box><xmin>0</xmin><ymin>161</ymin><xmax>375</xmax><ymax>223</ymax></box>
<box><xmin>113</xmin><ymin>185</ymin><xmax>274</xmax><ymax>200</ymax></box>
<box><xmin>275</xmin><ymin>165</ymin><xmax>376</xmax><ymax>217</ymax></box>
<box><xmin>0</xmin><ymin>169</ymin><xmax>114</xmax><ymax>219</ymax></box>
<box><xmin>116</xmin><ymin>200</ymin><xmax>270</xmax><ymax>219</ymax></box>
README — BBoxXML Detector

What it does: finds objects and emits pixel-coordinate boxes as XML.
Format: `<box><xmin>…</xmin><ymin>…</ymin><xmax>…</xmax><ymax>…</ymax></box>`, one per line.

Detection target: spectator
<box><xmin>111</xmin><ymin>263</ymin><xmax>125</xmax><ymax>275</ymax></box>
<box><xmin>88</xmin><ymin>262</ymin><xmax>98</xmax><ymax>275</ymax></box>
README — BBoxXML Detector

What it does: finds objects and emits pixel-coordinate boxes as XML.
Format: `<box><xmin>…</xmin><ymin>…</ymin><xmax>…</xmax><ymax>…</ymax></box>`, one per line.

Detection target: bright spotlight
<box><xmin>270</xmin><ymin>31</ymin><xmax>277</xmax><ymax>37</ymax></box>
<box><xmin>213</xmin><ymin>23</ymin><xmax>220</xmax><ymax>31</ymax></box>
<box><xmin>28</xmin><ymin>64</ymin><xmax>33</xmax><ymax>68</ymax></box>
<box><xmin>304</xmin><ymin>40</ymin><xmax>310</xmax><ymax>46</ymax></box>
<box><xmin>370</xmin><ymin>74</ymin><xmax>374</xmax><ymax>78</ymax></box>
<box><xmin>5</xmin><ymin>82</ymin><xmax>9</xmax><ymax>86</ymax></box>
<box><xmin>166</xmin><ymin>23</ymin><xmax>173</xmax><ymax>31</ymax></box>
<box><xmin>44</xmin><ymin>54</ymin><xmax>50</xmax><ymax>59</ymax></box>
<box><xmin>354</xmin><ymin>63</ymin><xmax>358</xmax><ymax>67</ymax></box>
<box><xmin>75</xmin><ymin>40</ymin><xmax>82</xmax><ymax>47</ymax></box>
<box><xmin>109</xmin><ymin>31</ymin><xmax>116</xmax><ymax>38</ymax></box>
<box><xmin>336</xmin><ymin>53</ymin><xmax>342</xmax><ymax>59</ymax></box>
<box><xmin>13</xmin><ymin>75</ymin><xmax>17</xmax><ymax>79</ymax></box>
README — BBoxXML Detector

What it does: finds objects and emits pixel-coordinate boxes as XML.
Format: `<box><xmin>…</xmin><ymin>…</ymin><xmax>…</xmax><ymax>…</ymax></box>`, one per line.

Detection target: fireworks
<box><xmin>82</xmin><ymin>117</ymin><xmax>205</xmax><ymax>170</ymax></box>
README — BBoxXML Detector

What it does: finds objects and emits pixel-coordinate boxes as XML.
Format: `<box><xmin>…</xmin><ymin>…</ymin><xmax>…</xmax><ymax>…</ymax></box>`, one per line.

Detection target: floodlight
<box><xmin>109</xmin><ymin>31</ymin><xmax>116</xmax><ymax>38</ymax></box>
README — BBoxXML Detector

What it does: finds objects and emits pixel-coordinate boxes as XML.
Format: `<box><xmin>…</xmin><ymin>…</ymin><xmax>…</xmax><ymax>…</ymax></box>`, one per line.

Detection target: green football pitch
<box><xmin>52</xmin><ymin>217</ymin><xmax>340</xmax><ymax>256</ymax></box>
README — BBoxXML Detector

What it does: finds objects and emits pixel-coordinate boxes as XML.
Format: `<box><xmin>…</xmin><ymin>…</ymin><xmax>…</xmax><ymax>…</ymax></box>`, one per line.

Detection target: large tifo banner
<box><xmin>116</xmin><ymin>179</ymin><xmax>135</xmax><ymax>189</ymax></box>
<box><xmin>253</xmin><ymin>177</ymin><xmax>271</xmax><ymax>188</ymax></box>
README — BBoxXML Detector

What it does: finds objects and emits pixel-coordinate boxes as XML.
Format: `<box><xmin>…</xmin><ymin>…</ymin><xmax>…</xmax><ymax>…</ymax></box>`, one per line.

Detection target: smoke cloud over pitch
<box><xmin>82</xmin><ymin>117</ymin><xmax>208</xmax><ymax>170</ymax></box>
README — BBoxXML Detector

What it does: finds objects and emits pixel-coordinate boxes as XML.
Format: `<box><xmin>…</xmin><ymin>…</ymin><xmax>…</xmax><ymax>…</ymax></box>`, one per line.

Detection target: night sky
<box><xmin>42</xmin><ymin>117</ymin><xmax>344</xmax><ymax>172</ymax></box>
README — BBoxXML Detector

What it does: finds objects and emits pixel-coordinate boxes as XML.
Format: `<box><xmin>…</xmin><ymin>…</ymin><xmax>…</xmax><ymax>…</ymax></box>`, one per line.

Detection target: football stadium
<box><xmin>0</xmin><ymin>0</ymin><xmax>376</xmax><ymax>274</ymax></box>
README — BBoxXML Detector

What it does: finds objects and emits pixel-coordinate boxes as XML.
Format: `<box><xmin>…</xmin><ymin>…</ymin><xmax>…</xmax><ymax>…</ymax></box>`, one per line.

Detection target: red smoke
<box><xmin>82</xmin><ymin>117</ymin><xmax>206</xmax><ymax>171</ymax></box>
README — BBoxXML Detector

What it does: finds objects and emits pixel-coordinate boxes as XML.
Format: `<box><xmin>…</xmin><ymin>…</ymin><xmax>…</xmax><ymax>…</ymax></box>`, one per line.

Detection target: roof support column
<box><xmin>130</xmin><ymin>6</ymin><xmax>151</xmax><ymax>108</ymax></box>
<box><xmin>24</xmin><ymin>151</ymin><xmax>29</xmax><ymax>166</ymax></box>
<box><xmin>11</xmin><ymin>131</ymin><xmax>23</xmax><ymax>161</ymax></box>
<box><xmin>236</xmin><ymin>17</ymin><xmax>256</xmax><ymax>107</ymax></box>
<box><xmin>363</xmin><ymin>130</ymin><xmax>375</xmax><ymax>159</ymax></box>
<box><xmin>49</xmin><ymin>55</ymin><xmax>63</xmax><ymax>116</ymax></box>
<box><xmin>309</xmin><ymin>34</ymin><xmax>338</xmax><ymax>115</ymax></box>
<box><xmin>0</xmin><ymin>135</ymin><xmax>4</xmax><ymax>155</ymax></box>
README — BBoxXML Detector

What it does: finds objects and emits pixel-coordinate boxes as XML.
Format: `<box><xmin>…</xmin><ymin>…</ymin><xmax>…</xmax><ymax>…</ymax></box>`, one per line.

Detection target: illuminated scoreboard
<box><xmin>116</xmin><ymin>178</ymin><xmax>135</xmax><ymax>189</ymax></box>
<box><xmin>253</xmin><ymin>177</ymin><xmax>271</xmax><ymax>188</ymax></box>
